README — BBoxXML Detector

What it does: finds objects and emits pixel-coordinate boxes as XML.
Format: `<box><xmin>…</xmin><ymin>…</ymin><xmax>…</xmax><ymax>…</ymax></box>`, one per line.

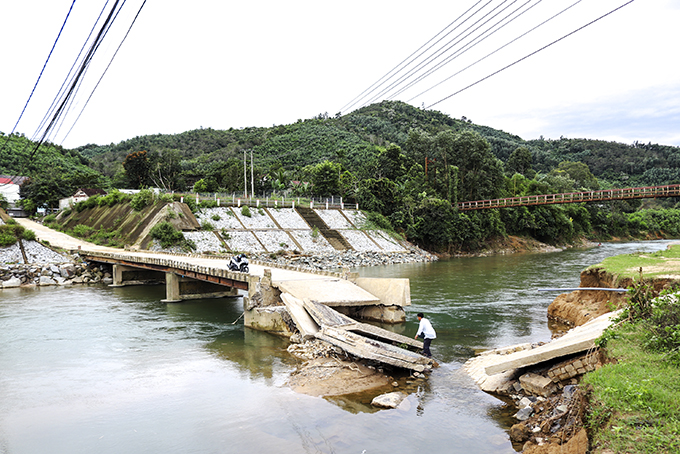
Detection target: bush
<box><xmin>149</xmin><ymin>221</ymin><xmax>185</xmax><ymax>248</ymax></box>
<box><xmin>70</xmin><ymin>224</ymin><xmax>95</xmax><ymax>238</ymax></box>
<box><xmin>0</xmin><ymin>224</ymin><xmax>33</xmax><ymax>246</ymax></box>
<box><xmin>130</xmin><ymin>189</ymin><xmax>155</xmax><ymax>211</ymax></box>
<box><xmin>0</xmin><ymin>230</ymin><xmax>17</xmax><ymax>247</ymax></box>
<box><xmin>22</xmin><ymin>228</ymin><xmax>36</xmax><ymax>241</ymax></box>
<box><xmin>241</xmin><ymin>205</ymin><xmax>251</xmax><ymax>217</ymax></box>
<box><xmin>98</xmin><ymin>190</ymin><xmax>131</xmax><ymax>207</ymax></box>
<box><xmin>158</xmin><ymin>193</ymin><xmax>174</xmax><ymax>204</ymax></box>
<box><xmin>75</xmin><ymin>195</ymin><xmax>100</xmax><ymax>212</ymax></box>
<box><xmin>199</xmin><ymin>199</ymin><xmax>218</xmax><ymax>209</ymax></box>
<box><xmin>43</xmin><ymin>214</ymin><xmax>57</xmax><ymax>224</ymax></box>
<box><xmin>201</xmin><ymin>221</ymin><xmax>215</xmax><ymax>231</ymax></box>
<box><xmin>644</xmin><ymin>289</ymin><xmax>680</xmax><ymax>358</ymax></box>
<box><xmin>211</xmin><ymin>214</ymin><xmax>221</xmax><ymax>221</ymax></box>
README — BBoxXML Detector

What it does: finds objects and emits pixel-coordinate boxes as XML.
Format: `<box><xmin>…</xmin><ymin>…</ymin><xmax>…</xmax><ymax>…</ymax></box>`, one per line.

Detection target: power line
<box><xmin>338</xmin><ymin>0</ymin><xmax>489</xmax><ymax>114</ymax></box>
<box><xmin>62</xmin><ymin>0</ymin><xmax>148</xmax><ymax>144</ymax></box>
<box><xmin>390</xmin><ymin>0</ymin><xmax>543</xmax><ymax>101</ymax></box>
<box><xmin>27</xmin><ymin>0</ymin><xmax>123</xmax><ymax>163</ymax></box>
<box><xmin>32</xmin><ymin>0</ymin><xmax>112</xmax><ymax>143</ymax></box>
<box><xmin>357</xmin><ymin>0</ymin><xmax>519</xmax><ymax>109</ymax></box>
<box><xmin>0</xmin><ymin>0</ymin><xmax>77</xmax><ymax>155</ymax></box>
<box><xmin>406</xmin><ymin>0</ymin><xmax>582</xmax><ymax>103</ymax></box>
<box><xmin>426</xmin><ymin>0</ymin><xmax>636</xmax><ymax>109</ymax></box>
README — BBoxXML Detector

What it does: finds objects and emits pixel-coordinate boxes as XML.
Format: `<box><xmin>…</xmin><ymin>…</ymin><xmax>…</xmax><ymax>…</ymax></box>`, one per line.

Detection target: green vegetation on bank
<box><xmin>0</xmin><ymin>219</ymin><xmax>36</xmax><ymax>247</ymax></box>
<box><xmin>4</xmin><ymin>101</ymin><xmax>680</xmax><ymax>253</ymax></box>
<box><xmin>585</xmin><ymin>281</ymin><xmax>680</xmax><ymax>453</ymax></box>
<box><xmin>588</xmin><ymin>244</ymin><xmax>680</xmax><ymax>282</ymax></box>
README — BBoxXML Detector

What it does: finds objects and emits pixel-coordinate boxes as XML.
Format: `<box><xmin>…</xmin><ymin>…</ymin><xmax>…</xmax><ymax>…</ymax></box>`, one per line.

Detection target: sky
<box><xmin>1</xmin><ymin>0</ymin><xmax>679</xmax><ymax>150</ymax></box>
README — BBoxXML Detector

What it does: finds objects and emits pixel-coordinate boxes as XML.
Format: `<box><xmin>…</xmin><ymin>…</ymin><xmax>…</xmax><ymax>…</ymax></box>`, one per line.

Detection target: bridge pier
<box><xmin>161</xmin><ymin>272</ymin><xmax>239</xmax><ymax>303</ymax></box>
<box><xmin>111</xmin><ymin>264</ymin><xmax>164</xmax><ymax>287</ymax></box>
<box><xmin>243</xmin><ymin>270</ymin><xmax>295</xmax><ymax>337</ymax></box>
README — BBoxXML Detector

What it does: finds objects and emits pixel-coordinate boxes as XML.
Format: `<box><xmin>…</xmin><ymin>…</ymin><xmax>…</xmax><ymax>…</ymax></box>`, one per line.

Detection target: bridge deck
<box><xmin>459</xmin><ymin>184</ymin><xmax>680</xmax><ymax>211</ymax></box>
<box><xmin>17</xmin><ymin>218</ymin><xmax>382</xmax><ymax>307</ymax></box>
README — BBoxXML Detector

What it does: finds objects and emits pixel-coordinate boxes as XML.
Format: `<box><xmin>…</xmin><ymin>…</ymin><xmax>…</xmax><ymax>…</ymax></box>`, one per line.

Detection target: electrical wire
<box><xmin>62</xmin><ymin>0</ymin><xmax>148</xmax><ymax>143</ymax></box>
<box><xmin>390</xmin><ymin>0</ymin><xmax>542</xmax><ymax>101</ymax></box>
<box><xmin>31</xmin><ymin>0</ymin><xmax>112</xmax><ymax>142</ymax></box>
<box><xmin>426</xmin><ymin>0</ymin><xmax>636</xmax><ymax>109</ymax></box>
<box><xmin>27</xmin><ymin>0</ymin><xmax>122</xmax><ymax>162</ymax></box>
<box><xmin>357</xmin><ymin>0</ymin><xmax>518</xmax><ymax>109</ymax></box>
<box><xmin>339</xmin><ymin>0</ymin><xmax>490</xmax><ymax>114</ymax></box>
<box><xmin>407</xmin><ymin>0</ymin><xmax>582</xmax><ymax>102</ymax></box>
<box><xmin>0</xmin><ymin>0</ymin><xmax>77</xmax><ymax>154</ymax></box>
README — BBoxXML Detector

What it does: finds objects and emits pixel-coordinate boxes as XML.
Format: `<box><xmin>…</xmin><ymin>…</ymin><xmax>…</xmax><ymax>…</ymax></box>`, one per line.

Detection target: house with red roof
<box><xmin>0</xmin><ymin>175</ymin><xmax>29</xmax><ymax>206</ymax></box>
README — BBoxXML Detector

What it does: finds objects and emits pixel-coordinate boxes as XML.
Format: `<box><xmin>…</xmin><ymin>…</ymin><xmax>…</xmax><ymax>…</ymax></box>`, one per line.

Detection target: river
<box><xmin>0</xmin><ymin>240</ymin><xmax>674</xmax><ymax>453</ymax></box>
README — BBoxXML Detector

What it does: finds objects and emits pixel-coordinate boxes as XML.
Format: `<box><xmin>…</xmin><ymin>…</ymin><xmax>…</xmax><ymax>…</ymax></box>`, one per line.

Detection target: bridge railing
<box><xmin>458</xmin><ymin>184</ymin><xmax>680</xmax><ymax>211</ymax></box>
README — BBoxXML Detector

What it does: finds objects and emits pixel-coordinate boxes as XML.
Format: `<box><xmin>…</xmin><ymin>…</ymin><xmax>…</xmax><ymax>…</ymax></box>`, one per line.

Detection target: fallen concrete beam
<box><xmin>483</xmin><ymin>311</ymin><xmax>619</xmax><ymax>376</ymax></box>
<box><xmin>316</xmin><ymin>325</ymin><xmax>432</xmax><ymax>372</ymax></box>
<box><xmin>281</xmin><ymin>293</ymin><xmax>319</xmax><ymax>340</ymax></box>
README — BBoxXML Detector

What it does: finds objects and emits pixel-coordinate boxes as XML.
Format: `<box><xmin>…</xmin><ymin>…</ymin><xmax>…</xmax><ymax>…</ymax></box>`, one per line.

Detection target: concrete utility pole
<box><xmin>243</xmin><ymin>149</ymin><xmax>248</xmax><ymax>198</ymax></box>
<box><xmin>250</xmin><ymin>149</ymin><xmax>254</xmax><ymax>198</ymax></box>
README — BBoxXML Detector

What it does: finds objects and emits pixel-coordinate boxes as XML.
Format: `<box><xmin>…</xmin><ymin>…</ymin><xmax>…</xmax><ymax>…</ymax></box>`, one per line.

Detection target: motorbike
<box><xmin>228</xmin><ymin>254</ymin><xmax>249</xmax><ymax>273</ymax></box>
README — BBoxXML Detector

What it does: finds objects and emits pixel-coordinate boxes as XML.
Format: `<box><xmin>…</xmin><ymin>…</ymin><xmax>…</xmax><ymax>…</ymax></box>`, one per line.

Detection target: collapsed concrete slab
<box><xmin>483</xmin><ymin>311</ymin><xmax>619</xmax><ymax>376</ymax></box>
<box><xmin>302</xmin><ymin>299</ymin><xmax>432</xmax><ymax>372</ymax></box>
<box><xmin>274</xmin><ymin>278</ymin><xmax>380</xmax><ymax>306</ymax></box>
<box><xmin>464</xmin><ymin>311</ymin><xmax>619</xmax><ymax>393</ymax></box>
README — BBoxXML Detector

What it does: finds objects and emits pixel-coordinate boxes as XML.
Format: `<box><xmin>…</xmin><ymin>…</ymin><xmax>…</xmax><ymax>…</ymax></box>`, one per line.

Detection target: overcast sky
<box><xmin>1</xmin><ymin>0</ymin><xmax>679</xmax><ymax>150</ymax></box>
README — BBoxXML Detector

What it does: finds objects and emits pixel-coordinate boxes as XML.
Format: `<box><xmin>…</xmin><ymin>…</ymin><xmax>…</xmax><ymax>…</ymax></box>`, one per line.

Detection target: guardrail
<box><xmin>168</xmin><ymin>192</ymin><xmax>358</xmax><ymax>210</ymax></box>
<box><xmin>458</xmin><ymin>184</ymin><xmax>680</xmax><ymax>211</ymax></box>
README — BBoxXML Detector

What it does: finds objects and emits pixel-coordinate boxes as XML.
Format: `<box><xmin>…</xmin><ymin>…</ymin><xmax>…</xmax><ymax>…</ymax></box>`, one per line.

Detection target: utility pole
<box><xmin>243</xmin><ymin>149</ymin><xmax>247</xmax><ymax>198</ymax></box>
<box><xmin>250</xmin><ymin>149</ymin><xmax>254</xmax><ymax>198</ymax></box>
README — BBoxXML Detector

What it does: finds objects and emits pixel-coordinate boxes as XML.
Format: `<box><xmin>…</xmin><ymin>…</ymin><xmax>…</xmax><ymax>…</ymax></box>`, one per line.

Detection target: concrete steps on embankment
<box><xmin>295</xmin><ymin>207</ymin><xmax>353</xmax><ymax>251</ymax></box>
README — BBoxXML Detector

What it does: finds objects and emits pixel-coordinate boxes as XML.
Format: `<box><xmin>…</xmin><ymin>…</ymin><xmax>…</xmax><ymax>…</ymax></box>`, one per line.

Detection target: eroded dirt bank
<box><xmin>548</xmin><ymin>267</ymin><xmax>677</xmax><ymax>327</ymax></box>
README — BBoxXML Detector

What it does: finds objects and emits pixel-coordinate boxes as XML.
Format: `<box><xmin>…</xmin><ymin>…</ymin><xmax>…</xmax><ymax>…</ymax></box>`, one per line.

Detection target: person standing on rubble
<box><xmin>414</xmin><ymin>313</ymin><xmax>436</xmax><ymax>358</ymax></box>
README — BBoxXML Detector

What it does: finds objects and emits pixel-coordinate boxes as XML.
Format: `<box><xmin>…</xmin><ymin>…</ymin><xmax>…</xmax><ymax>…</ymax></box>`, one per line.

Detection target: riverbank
<box><xmin>496</xmin><ymin>243</ymin><xmax>680</xmax><ymax>453</ymax></box>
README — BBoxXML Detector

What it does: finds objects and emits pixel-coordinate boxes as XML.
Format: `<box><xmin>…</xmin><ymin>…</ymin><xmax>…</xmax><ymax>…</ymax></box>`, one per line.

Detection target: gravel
<box><xmin>0</xmin><ymin>241</ymin><xmax>74</xmax><ymax>264</ymax></box>
<box><xmin>289</xmin><ymin>230</ymin><xmax>335</xmax><ymax>253</ymax></box>
<box><xmin>315</xmin><ymin>209</ymin><xmax>354</xmax><ymax>229</ymax></box>
<box><xmin>268</xmin><ymin>208</ymin><xmax>309</xmax><ymax>229</ymax></box>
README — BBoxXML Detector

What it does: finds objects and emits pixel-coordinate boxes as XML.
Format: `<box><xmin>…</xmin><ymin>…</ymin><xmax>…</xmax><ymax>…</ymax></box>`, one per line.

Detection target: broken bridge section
<box><xmin>281</xmin><ymin>294</ymin><xmax>433</xmax><ymax>372</ymax></box>
<box><xmin>80</xmin><ymin>249</ymin><xmax>425</xmax><ymax>371</ymax></box>
<box><xmin>464</xmin><ymin>311</ymin><xmax>619</xmax><ymax>394</ymax></box>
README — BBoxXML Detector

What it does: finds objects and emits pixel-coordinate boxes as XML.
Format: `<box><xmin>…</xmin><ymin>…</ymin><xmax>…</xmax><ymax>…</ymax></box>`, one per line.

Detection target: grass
<box><xmin>583</xmin><ymin>288</ymin><xmax>680</xmax><ymax>454</ymax></box>
<box><xmin>588</xmin><ymin>244</ymin><xmax>680</xmax><ymax>281</ymax></box>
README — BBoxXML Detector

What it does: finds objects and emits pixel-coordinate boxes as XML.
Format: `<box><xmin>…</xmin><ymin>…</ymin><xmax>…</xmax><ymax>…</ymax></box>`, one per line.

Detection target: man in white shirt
<box><xmin>414</xmin><ymin>312</ymin><xmax>436</xmax><ymax>358</ymax></box>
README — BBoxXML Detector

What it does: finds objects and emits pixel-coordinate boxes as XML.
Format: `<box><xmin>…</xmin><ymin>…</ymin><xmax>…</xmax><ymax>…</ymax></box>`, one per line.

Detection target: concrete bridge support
<box><xmin>111</xmin><ymin>264</ymin><xmax>164</xmax><ymax>287</ymax></box>
<box><xmin>161</xmin><ymin>272</ymin><xmax>239</xmax><ymax>303</ymax></box>
<box><xmin>243</xmin><ymin>269</ymin><xmax>295</xmax><ymax>337</ymax></box>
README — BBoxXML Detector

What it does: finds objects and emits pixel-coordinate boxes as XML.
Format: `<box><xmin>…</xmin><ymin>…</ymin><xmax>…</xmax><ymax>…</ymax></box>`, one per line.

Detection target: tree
<box><xmin>312</xmin><ymin>160</ymin><xmax>341</xmax><ymax>196</ymax></box>
<box><xmin>506</xmin><ymin>146</ymin><xmax>534</xmax><ymax>177</ymax></box>
<box><xmin>149</xmin><ymin>149</ymin><xmax>183</xmax><ymax>191</ymax></box>
<box><xmin>123</xmin><ymin>151</ymin><xmax>151</xmax><ymax>189</ymax></box>
<box><xmin>553</xmin><ymin>161</ymin><xmax>599</xmax><ymax>190</ymax></box>
<box><xmin>376</xmin><ymin>144</ymin><xmax>408</xmax><ymax>181</ymax></box>
<box><xmin>445</xmin><ymin>130</ymin><xmax>505</xmax><ymax>201</ymax></box>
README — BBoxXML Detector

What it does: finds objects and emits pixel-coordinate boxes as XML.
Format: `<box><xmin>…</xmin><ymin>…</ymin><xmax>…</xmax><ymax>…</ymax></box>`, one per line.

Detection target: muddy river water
<box><xmin>0</xmin><ymin>240</ymin><xmax>674</xmax><ymax>453</ymax></box>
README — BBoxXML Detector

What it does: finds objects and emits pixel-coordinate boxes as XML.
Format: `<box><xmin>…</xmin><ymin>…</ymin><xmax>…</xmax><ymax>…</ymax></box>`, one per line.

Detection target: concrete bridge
<box><xmin>17</xmin><ymin>218</ymin><xmax>432</xmax><ymax>371</ymax></box>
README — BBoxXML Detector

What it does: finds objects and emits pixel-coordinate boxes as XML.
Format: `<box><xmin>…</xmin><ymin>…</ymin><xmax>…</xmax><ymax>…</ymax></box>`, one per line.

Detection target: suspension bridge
<box><xmin>458</xmin><ymin>184</ymin><xmax>680</xmax><ymax>211</ymax></box>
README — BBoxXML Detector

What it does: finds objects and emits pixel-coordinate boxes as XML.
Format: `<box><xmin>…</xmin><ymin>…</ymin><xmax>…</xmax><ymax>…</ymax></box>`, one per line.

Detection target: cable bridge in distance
<box><xmin>458</xmin><ymin>184</ymin><xmax>680</xmax><ymax>211</ymax></box>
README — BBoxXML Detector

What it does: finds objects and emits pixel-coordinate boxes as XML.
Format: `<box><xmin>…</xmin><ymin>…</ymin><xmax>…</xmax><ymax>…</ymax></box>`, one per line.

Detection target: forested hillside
<box><xmin>3</xmin><ymin>101</ymin><xmax>680</xmax><ymax>252</ymax></box>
